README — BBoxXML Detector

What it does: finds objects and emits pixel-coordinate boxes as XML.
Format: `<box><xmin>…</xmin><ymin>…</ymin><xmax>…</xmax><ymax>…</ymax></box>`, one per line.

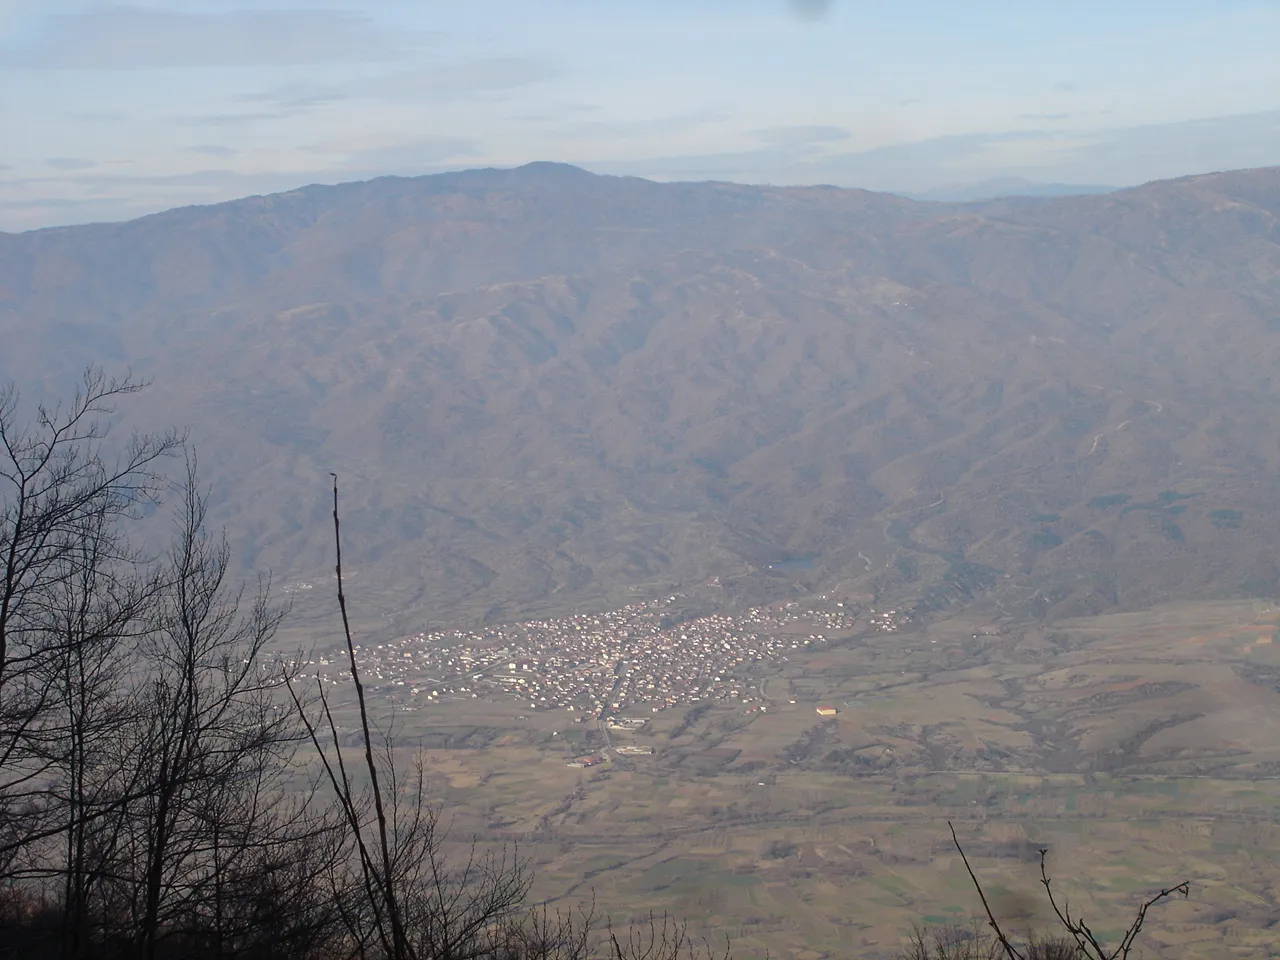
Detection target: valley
<box><xmin>6</xmin><ymin>7</ymin><xmax>1280</xmax><ymax>958</ymax></box>
<box><xmin>8</xmin><ymin>162</ymin><xmax>1280</xmax><ymax>957</ymax></box>
<box><xmin>309</xmin><ymin>596</ymin><xmax>1280</xmax><ymax>959</ymax></box>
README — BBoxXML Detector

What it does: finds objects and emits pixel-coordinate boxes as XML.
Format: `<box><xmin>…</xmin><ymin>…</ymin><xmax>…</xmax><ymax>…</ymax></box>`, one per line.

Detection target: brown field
<box><xmin>316</xmin><ymin>599</ymin><xmax>1280</xmax><ymax>959</ymax></box>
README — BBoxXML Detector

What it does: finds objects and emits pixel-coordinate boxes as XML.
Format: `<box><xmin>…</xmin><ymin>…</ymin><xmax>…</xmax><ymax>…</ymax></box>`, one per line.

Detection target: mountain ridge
<box><xmin>901</xmin><ymin>175</ymin><xmax>1117</xmax><ymax>202</ymax></box>
<box><xmin>4</xmin><ymin>163</ymin><xmax>1280</xmax><ymax>633</ymax></box>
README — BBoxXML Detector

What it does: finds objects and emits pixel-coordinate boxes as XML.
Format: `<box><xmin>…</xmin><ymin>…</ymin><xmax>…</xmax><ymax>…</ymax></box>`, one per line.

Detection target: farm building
<box><xmin>566</xmin><ymin>754</ymin><xmax>607</xmax><ymax>768</ymax></box>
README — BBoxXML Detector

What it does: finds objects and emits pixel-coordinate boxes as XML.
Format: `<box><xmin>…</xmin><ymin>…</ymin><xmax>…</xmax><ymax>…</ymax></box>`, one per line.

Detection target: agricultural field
<box><xmin>314</xmin><ymin>598</ymin><xmax>1280</xmax><ymax>959</ymax></box>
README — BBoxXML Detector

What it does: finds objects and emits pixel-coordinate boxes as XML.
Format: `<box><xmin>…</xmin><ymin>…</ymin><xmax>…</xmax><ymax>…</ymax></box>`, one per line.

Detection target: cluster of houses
<box><xmin>304</xmin><ymin>594</ymin><xmax>867</xmax><ymax>714</ymax></box>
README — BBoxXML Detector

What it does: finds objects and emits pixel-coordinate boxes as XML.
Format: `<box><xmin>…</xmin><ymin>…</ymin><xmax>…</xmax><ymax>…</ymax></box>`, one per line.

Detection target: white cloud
<box><xmin>754</xmin><ymin>125</ymin><xmax>850</xmax><ymax>146</ymax></box>
<box><xmin>305</xmin><ymin>135</ymin><xmax>480</xmax><ymax>169</ymax></box>
<box><xmin>355</xmin><ymin>58</ymin><xmax>560</xmax><ymax>102</ymax></box>
<box><xmin>45</xmin><ymin>156</ymin><xmax>96</xmax><ymax>169</ymax></box>
<box><xmin>2</xmin><ymin>6</ymin><xmax>408</xmax><ymax>69</ymax></box>
<box><xmin>578</xmin><ymin>109</ymin><xmax>1280</xmax><ymax>193</ymax></box>
<box><xmin>557</xmin><ymin>109</ymin><xmax>732</xmax><ymax>141</ymax></box>
<box><xmin>233</xmin><ymin>57</ymin><xmax>560</xmax><ymax>116</ymax></box>
<box><xmin>787</xmin><ymin>0</ymin><xmax>836</xmax><ymax>22</ymax></box>
<box><xmin>186</xmin><ymin>144</ymin><xmax>239</xmax><ymax>158</ymax></box>
<box><xmin>170</xmin><ymin>110</ymin><xmax>289</xmax><ymax>127</ymax></box>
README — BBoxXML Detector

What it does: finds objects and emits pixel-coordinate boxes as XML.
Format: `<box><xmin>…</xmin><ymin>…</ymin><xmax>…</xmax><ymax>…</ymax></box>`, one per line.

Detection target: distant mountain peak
<box><xmin>904</xmin><ymin>176</ymin><xmax>1117</xmax><ymax>203</ymax></box>
<box><xmin>510</xmin><ymin>161</ymin><xmax>595</xmax><ymax>178</ymax></box>
<box><xmin>6</xmin><ymin>165</ymin><xmax>1280</xmax><ymax>627</ymax></box>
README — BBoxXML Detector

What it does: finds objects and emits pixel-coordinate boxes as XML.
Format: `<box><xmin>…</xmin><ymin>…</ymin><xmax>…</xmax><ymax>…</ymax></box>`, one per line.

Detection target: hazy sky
<box><xmin>3</xmin><ymin>0</ymin><xmax>1280</xmax><ymax>230</ymax></box>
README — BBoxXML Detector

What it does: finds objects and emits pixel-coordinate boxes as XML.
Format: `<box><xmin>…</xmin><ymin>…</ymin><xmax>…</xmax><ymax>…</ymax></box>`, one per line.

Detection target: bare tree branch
<box><xmin>949</xmin><ymin>822</ymin><xmax>1025</xmax><ymax>960</ymax></box>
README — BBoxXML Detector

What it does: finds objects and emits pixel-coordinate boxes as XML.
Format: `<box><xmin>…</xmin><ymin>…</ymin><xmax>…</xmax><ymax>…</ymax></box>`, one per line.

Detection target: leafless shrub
<box><xmin>948</xmin><ymin>822</ymin><xmax>1187</xmax><ymax>960</ymax></box>
<box><xmin>899</xmin><ymin>921</ymin><xmax>1000</xmax><ymax>960</ymax></box>
<box><xmin>1024</xmin><ymin>934</ymin><xmax>1082</xmax><ymax>960</ymax></box>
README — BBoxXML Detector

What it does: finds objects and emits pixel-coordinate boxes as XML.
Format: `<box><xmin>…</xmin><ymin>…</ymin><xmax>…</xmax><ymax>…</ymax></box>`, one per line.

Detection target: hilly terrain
<box><xmin>903</xmin><ymin>177</ymin><xmax>1116</xmax><ymax>202</ymax></box>
<box><xmin>3</xmin><ymin>162</ymin><xmax>1280</xmax><ymax>633</ymax></box>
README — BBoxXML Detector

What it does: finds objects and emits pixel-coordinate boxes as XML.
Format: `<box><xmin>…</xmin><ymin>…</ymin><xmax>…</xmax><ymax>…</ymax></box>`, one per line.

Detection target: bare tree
<box><xmin>290</xmin><ymin>478</ymin><xmax>740</xmax><ymax>960</ymax></box>
<box><xmin>602</xmin><ymin>916</ymin><xmax>731</xmax><ymax>960</ymax></box>
<box><xmin>287</xmin><ymin>477</ymin><xmax>531</xmax><ymax>960</ymax></box>
<box><xmin>0</xmin><ymin>369</ymin><xmax>180</xmax><ymax>874</ymax></box>
<box><xmin>899</xmin><ymin>922</ymin><xmax>1001</xmax><ymax>960</ymax></box>
<box><xmin>948</xmin><ymin>822</ymin><xmax>1188</xmax><ymax>960</ymax></box>
<box><xmin>896</xmin><ymin>921</ymin><xmax>1082</xmax><ymax>960</ymax></box>
<box><xmin>40</xmin><ymin>504</ymin><xmax>158</xmax><ymax>957</ymax></box>
<box><xmin>1</xmin><ymin>375</ymin><xmax>344</xmax><ymax>960</ymax></box>
<box><xmin>1</xmin><ymin>370</ymin><xmax>744</xmax><ymax>960</ymax></box>
<box><xmin>114</xmin><ymin>458</ymin><xmax>304</xmax><ymax>960</ymax></box>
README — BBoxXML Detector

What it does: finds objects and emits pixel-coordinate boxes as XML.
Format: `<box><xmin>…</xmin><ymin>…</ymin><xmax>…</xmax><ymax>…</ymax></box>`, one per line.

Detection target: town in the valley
<box><xmin>298</xmin><ymin>593</ymin><xmax>912</xmax><ymax>718</ymax></box>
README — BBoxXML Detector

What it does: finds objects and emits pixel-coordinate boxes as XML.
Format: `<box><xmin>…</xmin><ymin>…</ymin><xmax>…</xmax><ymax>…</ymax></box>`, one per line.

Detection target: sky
<box><xmin>2</xmin><ymin>0</ymin><xmax>1280</xmax><ymax>230</ymax></box>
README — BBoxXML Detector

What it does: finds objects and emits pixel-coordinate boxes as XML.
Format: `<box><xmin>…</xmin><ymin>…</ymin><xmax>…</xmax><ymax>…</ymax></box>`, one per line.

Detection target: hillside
<box><xmin>3</xmin><ymin>163</ymin><xmax>1280</xmax><ymax>632</ymax></box>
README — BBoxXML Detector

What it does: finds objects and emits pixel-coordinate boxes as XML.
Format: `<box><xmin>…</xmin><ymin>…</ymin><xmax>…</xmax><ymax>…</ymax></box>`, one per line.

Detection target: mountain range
<box><xmin>3</xmin><ymin>162</ymin><xmax>1280</xmax><ymax>632</ymax></box>
<box><xmin>902</xmin><ymin>177</ymin><xmax>1116</xmax><ymax>202</ymax></box>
